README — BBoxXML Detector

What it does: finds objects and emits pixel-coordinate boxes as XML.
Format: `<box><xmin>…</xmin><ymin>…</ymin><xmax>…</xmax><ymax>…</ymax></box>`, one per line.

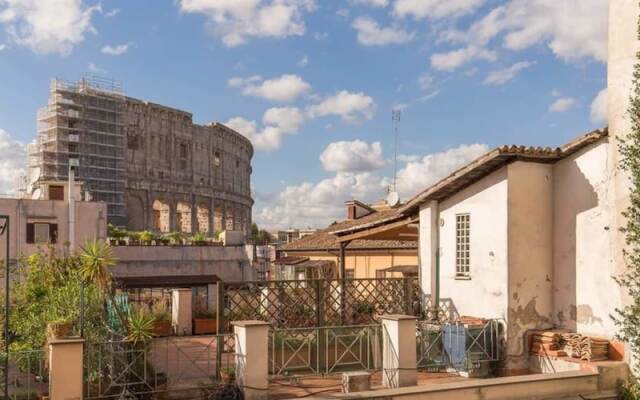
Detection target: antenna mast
<box><xmin>392</xmin><ymin>108</ymin><xmax>401</xmax><ymax>192</ymax></box>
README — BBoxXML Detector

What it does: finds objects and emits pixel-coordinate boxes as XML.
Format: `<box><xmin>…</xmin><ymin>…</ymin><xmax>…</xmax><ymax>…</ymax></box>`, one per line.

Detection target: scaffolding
<box><xmin>28</xmin><ymin>77</ymin><xmax>127</xmax><ymax>224</ymax></box>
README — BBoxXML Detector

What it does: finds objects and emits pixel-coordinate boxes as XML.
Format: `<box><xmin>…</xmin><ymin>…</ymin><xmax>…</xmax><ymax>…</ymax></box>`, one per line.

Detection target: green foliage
<box><xmin>249</xmin><ymin>222</ymin><xmax>273</xmax><ymax>244</ymax></box>
<box><xmin>125</xmin><ymin>307</ymin><xmax>155</xmax><ymax>344</ymax></box>
<box><xmin>139</xmin><ymin>230</ymin><xmax>155</xmax><ymax>244</ymax></box>
<box><xmin>11</xmin><ymin>248</ymin><xmax>109</xmax><ymax>351</ymax></box>
<box><xmin>620</xmin><ymin>377</ymin><xmax>640</xmax><ymax>400</ymax></box>
<box><xmin>107</xmin><ymin>223</ymin><xmax>126</xmax><ymax>239</ymax></box>
<box><xmin>163</xmin><ymin>231</ymin><xmax>184</xmax><ymax>245</ymax></box>
<box><xmin>192</xmin><ymin>232</ymin><xmax>207</xmax><ymax>245</ymax></box>
<box><xmin>615</xmin><ymin>6</ymin><xmax>640</xmax><ymax>389</ymax></box>
<box><xmin>79</xmin><ymin>239</ymin><xmax>116</xmax><ymax>292</ymax></box>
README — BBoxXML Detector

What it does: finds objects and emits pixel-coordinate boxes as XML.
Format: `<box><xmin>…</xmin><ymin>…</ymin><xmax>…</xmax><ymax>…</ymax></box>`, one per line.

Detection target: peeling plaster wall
<box><xmin>437</xmin><ymin>167</ymin><xmax>509</xmax><ymax>321</ymax></box>
<box><xmin>506</xmin><ymin>161</ymin><xmax>554</xmax><ymax>371</ymax></box>
<box><xmin>553</xmin><ymin>140</ymin><xmax>620</xmax><ymax>337</ymax></box>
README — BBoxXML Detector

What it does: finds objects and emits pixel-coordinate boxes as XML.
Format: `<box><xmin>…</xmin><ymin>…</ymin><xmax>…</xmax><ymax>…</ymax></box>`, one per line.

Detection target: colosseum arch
<box><xmin>213</xmin><ymin>206</ymin><xmax>224</xmax><ymax>234</ymax></box>
<box><xmin>176</xmin><ymin>202</ymin><xmax>192</xmax><ymax>233</ymax></box>
<box><xmin>152</xmin><ymin>200</ymin><xmax>171</xmax><ymax>233</ymax></box>
<box><xmin>196</xmin><ymin>203</ymin><xmax>210</xmax><ymax>233</ymax></box>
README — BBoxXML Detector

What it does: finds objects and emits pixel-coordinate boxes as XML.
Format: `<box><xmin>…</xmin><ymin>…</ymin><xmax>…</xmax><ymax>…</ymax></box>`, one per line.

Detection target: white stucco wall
<box><xmin>553</xmin><ymin>140</ymin><xmax>620</xmax><ymax>338</ymax></box>
<box><xmin>506</xmin><ymin>161</ymin><xmax>555</xmax><ymax>370</ymax></box>
<box><xmin>436</xmin><ymin>167</ymin><xmax>510</xmax><ymax>321</ymax></box>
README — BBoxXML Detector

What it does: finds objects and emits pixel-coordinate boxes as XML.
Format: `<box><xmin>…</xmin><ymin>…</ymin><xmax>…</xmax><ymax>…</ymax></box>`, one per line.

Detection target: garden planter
<box><xmin>47</xmin><ymin>322</ymin><xmax>73</xmax><ymax>339</ymax></box>
<box><xmin>220</xmin><ymin>370</ymin><xmax>235</xmax><ymax>384</ymax></box>
<box><xmin>153</xmin><ymin>320</ymin><xmax>172</xmax><ymax>337</ymax></box>
<box><xmin>193</xmin><ymin>318</ymin><xmax>217</xmax><ymax>334</ymax></box>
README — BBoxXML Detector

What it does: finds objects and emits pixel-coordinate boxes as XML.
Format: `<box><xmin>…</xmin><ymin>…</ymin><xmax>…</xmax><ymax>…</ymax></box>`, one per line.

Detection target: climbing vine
<box><xmin>616</xmin><ymin>2</ymin><xmax>640</xmax><ymax>390</ymax></box>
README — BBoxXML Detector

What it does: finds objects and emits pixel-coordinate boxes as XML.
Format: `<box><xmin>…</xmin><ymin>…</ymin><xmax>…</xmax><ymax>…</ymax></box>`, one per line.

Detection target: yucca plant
<box><xmin>126</xmin><ymin>308</ymin><xmax>155</xmax><ymax>345</ymax></box>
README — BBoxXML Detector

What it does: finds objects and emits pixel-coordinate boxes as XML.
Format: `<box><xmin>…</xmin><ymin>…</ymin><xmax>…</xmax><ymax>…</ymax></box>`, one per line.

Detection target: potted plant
<box><xmin>352</xmin><ymin>301</ymin><xmax>376</xmax><ymax>324</ymax></box>
<box><xmin>47</xmin><ymin>317</ymin><xmax>74</xmax><ymax>339</ymax></box>
<box><xmin>126</xmin><ymin>231</ymin><xmax>141</xmax><ymax>246</ymax></box>
<box><xmin>151</xmin><ymin>301</ymin><xmax>172</xmax><ymax>337</ymax></box>
<box><xmin>139</xmin><ymin>230</ymin><xmax>155</xmax><ymax>246</ymax></box>
<box><xmin>219</xmin><ymin>367</ymin><xmax>235</xmax><ymax>384</ymax></box>
<box><xmin>192</xmin><ymin>232</ymin><xmax>207</xmax><ymax>246</ymax></box>
<box><xmin>165</xmin><ymin>231</ymin><xmax>184</xmax><ymax>246</ymax></box>
<box><xmin>193</xmin><ymin>310</ymin><xmax>217</xmax><ymax>334</ymax></box>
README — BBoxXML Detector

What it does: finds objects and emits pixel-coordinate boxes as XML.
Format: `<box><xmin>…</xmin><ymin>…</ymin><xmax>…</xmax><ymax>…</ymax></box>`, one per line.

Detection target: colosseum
<box><xmin>29</xmin><ymin>78</ymin><xmax>253</xmax><ymax>234</ymax></box>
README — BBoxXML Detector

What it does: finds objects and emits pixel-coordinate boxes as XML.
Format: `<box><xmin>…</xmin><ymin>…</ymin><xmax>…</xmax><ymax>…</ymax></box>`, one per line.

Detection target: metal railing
<box><xmin>269</xmin><ymin>324</ymin><xmax>382</xmax><ymax>378</ymax></box>
<box><xmin>84</xmin><ymin>334</ymin><xmax>236</xmax><ymax>399</ymax></box>
<box><xmin>218</xmin><ymin>278</ymin><xmax>422</xmax><ymax>332</ymax></box>
<box><xmin>0</xmin><ymin>349</ymin><xmax>48</xmax><ymax>400</ymax></box>
<box><xmin>416</xmin><ymin>319</ymin><xmax>503</xmax><ymax>372</ymax></box>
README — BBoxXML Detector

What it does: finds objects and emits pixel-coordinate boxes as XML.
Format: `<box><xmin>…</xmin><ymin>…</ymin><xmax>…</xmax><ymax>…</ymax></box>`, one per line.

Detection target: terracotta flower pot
<box><xmin>153</xmin><ymin>320</ymin><xmax>172</xmax><ymax>337</ymax></box>
<box><xmin>193</xmin><ymin>318</ymin><xmax>217</xmax><ymax>334</ymax></box>
<box><xmin>47</xmin><ymin>322</ymin><xmax>73</xmax><ymax>339</ymax></box>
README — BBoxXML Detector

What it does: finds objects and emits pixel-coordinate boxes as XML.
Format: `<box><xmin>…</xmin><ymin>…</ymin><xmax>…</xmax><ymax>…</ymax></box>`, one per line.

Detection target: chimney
<box><xmin>345</xmin><ymin>200</ymin><xmax>375</xmax><ymax>220</ymax></box>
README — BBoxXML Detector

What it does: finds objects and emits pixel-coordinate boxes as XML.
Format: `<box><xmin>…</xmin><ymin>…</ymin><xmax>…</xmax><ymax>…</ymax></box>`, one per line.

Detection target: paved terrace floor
<box><xmin>268</xmin><ymin>372</ymin><xmax>471</xmax><ymax>399</ymax></box>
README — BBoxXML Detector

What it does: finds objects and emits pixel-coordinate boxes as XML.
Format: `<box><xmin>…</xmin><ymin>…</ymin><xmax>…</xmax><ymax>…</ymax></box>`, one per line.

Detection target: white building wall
<box><xmin>553</xmin><ymin>140</ymin><xmax>620</xmax><ymax>338</ymax></box>
<box><xmin>436</xmin><ymin>167</ymin><xmax>509</xmax><ymax>321</ymax></box>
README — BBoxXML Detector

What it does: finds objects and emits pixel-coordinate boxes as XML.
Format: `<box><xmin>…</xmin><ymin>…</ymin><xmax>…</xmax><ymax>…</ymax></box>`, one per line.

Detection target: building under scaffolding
<box><xmin>26</xmin><ymin>77</ymin><xmax>254</xmax><ymax>231</ymax></box>
<box><xmin>28</xmin><ymin>77</ymin><xmax>127</xmax><ymax>224</ymax></box>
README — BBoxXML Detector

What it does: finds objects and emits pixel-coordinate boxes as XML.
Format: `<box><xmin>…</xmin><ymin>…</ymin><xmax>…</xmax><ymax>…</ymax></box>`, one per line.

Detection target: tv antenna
<box><xmin>391</xmin><ymin>108</ymin><xmax>401</xmax><ymax>192</ymax></box>
<box><xmin>387</xmin><ymin>108</ymin><xmax>401</xmax><ymax>207</ymax></box>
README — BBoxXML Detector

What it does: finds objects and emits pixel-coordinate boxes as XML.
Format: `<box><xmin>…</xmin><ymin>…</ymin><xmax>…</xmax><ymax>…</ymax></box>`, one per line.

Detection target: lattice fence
<box><xmin>218</xmin><ymin>278</ymin><xmax>422</xmax><ymax>331</ymax></box>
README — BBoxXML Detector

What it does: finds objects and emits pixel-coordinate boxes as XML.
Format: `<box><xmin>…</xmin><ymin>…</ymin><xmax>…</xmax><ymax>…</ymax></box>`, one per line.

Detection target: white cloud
<box><xmin>394</xmin><ymin>143</ymin><xmax>488</xmax><ymax>197</ymax></box>
<box><xmin>230</xmin><ymin>74</ymin><xmax>311</xmax><ymax>102</ymax></box>
<box><xmin>0</xmin><ymin>0</ymin><xmax>100</xmax><ymax>55</ymax></box>
<box><xmin>225</xmin><ymin>106</ymin><xmax>304</xmax><ymax>151</ymax></box>
<box><xmin>352</xmin><ymin>17</ymin><xmax>413</xmax><ymax>46</ymax></box>
<box><xmin>0</xmin><ymin>129</ymin><xmax>26</xmax><ymax>195</ymax></box>
<box><xmin>350</xmin><ymin>0</ymin><xmax>389</xmax><ymax>7</ymax></box>
<box><xmin>590</xmin><ymin>88</ymin><xmax>607</xmax><ymax>125</ymax></box>
<box><xmin>307</xmin><ymin>90</ymin><xmax>376</xmax><ymax>122</ymax></box>
<box><xmin>320</xmin><ymin>140</ymin><xmax>386</xmax><ymax>172</ymax></box>
<box><xmin>417</xmin><ymin>73</ymin><xmax>433</xmax><ymax>90</ymax></box>
<box><xmin>105</xmin><ymin>8</ymin><xmax>119</xmax><ymax>17</ymax></box>
<box><xmin>483</xmin><ymin>61</ymin><xmax>534</xmax><ymax>85</ymax></box>
<box><xmin>0</xmin><ymin>43</ymin><xmax>5</xmax><ymax>51</ymax></box>
<box><xmin>393</xmin><ymin>0</ymin><xmax>486</xmax><ymax>19</ymax></box>
<box><xmin>432</xmin><ymin>0</ymin><xmax>608</xmax><ymax>71</ymax></box>
<box><xmin>254</xmin><ymin>142</ymin><xmax>488</xmax><ymax>229</ymax></box>
<box><xmin>551</xmin><ymin>89</ymin><xmax>561</xmax><ymax>97</ymax></box>
<box><xmin>101</xmin><ymin>42</ymin><xmax>131</xmax><ymax>56</ymax></box>
<box><xmin>178</xmin><ymin>0</ymin><xmax>316</xmax><ymax>47</ymax></box>
<box><xmin>297</xmin><ymin>55</ymin><xmax>309</xmax><ymax>67</ymax></box>
<box><xmin>431</xmin><ymin>45</ymin><xmax>496</xmax><ymax>71</ymax></box>
<box><xmin>336</xmin><ymin>8</ymin><xmax>350</xmax><ymax>18</ymax></box>
<box><xmin>88</xmin><ymin>62</ymin><xmax>106</xmax><ymax>74</ymax></box>
<box><xmin>313</xmin><ymin>31</ymin><xmax>328</xmax><ymax>40</ymax></box>
<box><xmin>549</xmin><ymin>97</ymin><xmax>577</xmax><ymax>113</ymax></box>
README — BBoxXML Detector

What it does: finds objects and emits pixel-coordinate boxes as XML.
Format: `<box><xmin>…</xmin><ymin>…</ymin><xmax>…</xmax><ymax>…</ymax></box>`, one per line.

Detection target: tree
<box><xmin>249</xmin><ymin>222</ymin><xmax>274</xmax><ymax>245</ymax></box>
<box><xmin>615</xmin><ymin>4</ymin><xmax>640</xmax><ymax>394</ymax></box>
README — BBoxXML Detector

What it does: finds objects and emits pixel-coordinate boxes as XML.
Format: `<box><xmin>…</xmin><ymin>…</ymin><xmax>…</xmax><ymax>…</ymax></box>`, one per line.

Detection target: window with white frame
<box><xmin>455</xmin><ymin>214</ymin><xmax>470</xmax><ymax>276</ymax></box>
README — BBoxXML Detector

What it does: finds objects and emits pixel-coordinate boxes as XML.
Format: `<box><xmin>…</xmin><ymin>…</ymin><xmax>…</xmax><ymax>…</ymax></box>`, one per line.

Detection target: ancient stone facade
<box><xmin>124</xmin><ymin>98</ymin><xmax>253</xmax><ymax>235</ymax></box>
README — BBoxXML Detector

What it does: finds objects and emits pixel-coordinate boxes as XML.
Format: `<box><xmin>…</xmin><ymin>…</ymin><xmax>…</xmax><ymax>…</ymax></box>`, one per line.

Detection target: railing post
<box><xmin>216</xmin><ymin>282</ymin><xmax>226</xmax><ymax>378</ymax></box>
<box><xmin>49</xmin><ymin>338</ymin><xmax>84</xmax><ymax>400</ymax></box>
<box><xmin>381</xmin><ymin>314</ymin><xmax>417</xmax><ymax>389</ymax></box>
<box><xmin>315</xmin><ymin>280</ymin><xmax>326</xmax><ymax>372</ymax></box>
<box><xmin>403</xmin><ymin>278</ymin><xmax>413</xmax><ymax>315</ymax></box>
<box><xmin>233</xmin><ymin>320</ymin><xmax>270</xmax><ymax>400</ymax></box>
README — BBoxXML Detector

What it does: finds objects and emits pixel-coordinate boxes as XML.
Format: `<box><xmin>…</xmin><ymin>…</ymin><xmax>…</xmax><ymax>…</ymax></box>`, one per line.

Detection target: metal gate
<box><xmin>84</xmin><ymin>334</ymin><xmax>238</xmax><ymax>399</ymax></box>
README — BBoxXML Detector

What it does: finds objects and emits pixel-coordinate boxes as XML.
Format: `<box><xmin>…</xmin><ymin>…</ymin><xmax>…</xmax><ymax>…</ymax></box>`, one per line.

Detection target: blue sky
<box><xmin>0</xmin><ymin>0</ymin><xmax>608</xmax><ymax>229</ymax></box>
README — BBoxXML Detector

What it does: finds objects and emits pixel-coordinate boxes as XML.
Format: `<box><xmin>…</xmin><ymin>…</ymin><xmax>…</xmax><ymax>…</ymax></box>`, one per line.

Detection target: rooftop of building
<box><xmin>279</xmin><ymin>208</ymin><xmax>417</xmax><ymax>252</ymax></box>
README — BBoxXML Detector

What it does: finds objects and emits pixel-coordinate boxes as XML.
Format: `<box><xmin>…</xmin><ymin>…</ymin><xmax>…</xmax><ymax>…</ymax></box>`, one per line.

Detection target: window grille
<box><xmin>455</xmin><ymin>214</ymin><xmax>470</xmax><ymax>276</ymax></box>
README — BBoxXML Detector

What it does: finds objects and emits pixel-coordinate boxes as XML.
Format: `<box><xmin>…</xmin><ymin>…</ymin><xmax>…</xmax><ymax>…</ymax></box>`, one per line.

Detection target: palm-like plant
<box><xmin>126</xmin><ymin>308</ymin><xmax>155</xmax><ymax>345</ymax></box>
<box><xmin>79</xmin><ymin>239</ymin><xmax>116</xmax><ymax>292</ymax></box>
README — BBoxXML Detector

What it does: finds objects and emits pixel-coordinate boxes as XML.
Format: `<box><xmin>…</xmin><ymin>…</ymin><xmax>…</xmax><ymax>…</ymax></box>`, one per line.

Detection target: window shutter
<box><xmin>26</xmin><ymin>223</ymin><xmax>34</xmax><ymax>244</ymax></box>
<box><xmin>50</xmin><ymin>224</ymin><xmax>58</xmax><ymax>244</ymax></box>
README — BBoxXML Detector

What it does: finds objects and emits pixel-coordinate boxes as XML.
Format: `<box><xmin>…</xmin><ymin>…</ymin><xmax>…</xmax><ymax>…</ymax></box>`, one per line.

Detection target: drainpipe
<box><xmin>429</xmin><ymin>200</ymin><xmax>440</xmax><ymax>320</ymax></box>
<box><xmin>68</xmin><ymin>164</ymin><xmax>76</xmax><ymax>251</ymax></box>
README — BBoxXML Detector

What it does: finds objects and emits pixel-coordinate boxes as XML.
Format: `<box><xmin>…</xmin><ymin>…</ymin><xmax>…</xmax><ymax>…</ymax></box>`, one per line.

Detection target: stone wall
<box><xmin>123</xmin><ymin>98</ymin><xmax>253</xmax><ymax>235</ymax></box>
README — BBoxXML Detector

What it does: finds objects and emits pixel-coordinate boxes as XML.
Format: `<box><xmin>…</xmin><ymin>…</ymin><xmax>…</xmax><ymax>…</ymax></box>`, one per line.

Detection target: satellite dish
<box><xmin>386</xmin><ymin>191</ymin><xmax>400</xmax><ymax>207</ymax></box>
